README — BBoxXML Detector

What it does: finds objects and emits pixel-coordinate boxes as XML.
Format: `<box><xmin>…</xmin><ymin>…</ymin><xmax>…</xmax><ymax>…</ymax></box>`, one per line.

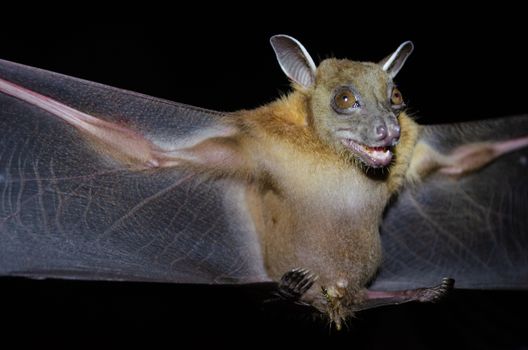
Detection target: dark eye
<box><xmin>332</xmin><ymin>87</ymin><xmax>359</xmax><ymax>113</ymax></box>
<box><xmin>391</xmin><ymin>87</ymin><xmax>403</xmax><ymax>106</ymax></box>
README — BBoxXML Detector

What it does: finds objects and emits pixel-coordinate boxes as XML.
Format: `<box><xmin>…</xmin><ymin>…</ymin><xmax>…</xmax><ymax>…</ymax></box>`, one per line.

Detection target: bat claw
<box><xmin>276</xmin><ymin>268</ymin><xmax>318</xmax><ymax>301</ymax></box>
<box><xmin>442</xmin><ymin>277</ymin><xmax>455</xmax><ymax>288</ymax></box>
<box><xmin>418</xmin><ymin>277</ymin><xmax>455</xmax><ymax>303</ymax></box>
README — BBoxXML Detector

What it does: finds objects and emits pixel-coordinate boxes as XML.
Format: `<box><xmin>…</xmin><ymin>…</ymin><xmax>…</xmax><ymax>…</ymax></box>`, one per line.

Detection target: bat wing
<box><xmin>0</xmin><ymin>59</ymin><xmax>270</xmax><ymax>284</ymax></box>
<box><xmin>373</xmin><ymin>116</ymin><xmax>528</xmax><ymax>290</ymax></box>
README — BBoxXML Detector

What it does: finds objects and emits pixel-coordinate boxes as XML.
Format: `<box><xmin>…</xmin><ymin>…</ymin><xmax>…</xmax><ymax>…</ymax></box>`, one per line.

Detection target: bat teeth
<box><xmin>340</xmin><ymin>138</ymin><xmax>393</xmax><ymax>167</ymax></box>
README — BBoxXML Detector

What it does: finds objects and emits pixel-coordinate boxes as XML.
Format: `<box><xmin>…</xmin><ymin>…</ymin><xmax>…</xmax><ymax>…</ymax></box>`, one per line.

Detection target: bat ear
<box><xmin>380</xmin><ymin>41</ymin><xmax>414</xmax><ymax>79</ymax></box>
<box><xmin>270</xmin><ymin>34</ymin><xmax>317</xmax><ymax>89</ymax></box>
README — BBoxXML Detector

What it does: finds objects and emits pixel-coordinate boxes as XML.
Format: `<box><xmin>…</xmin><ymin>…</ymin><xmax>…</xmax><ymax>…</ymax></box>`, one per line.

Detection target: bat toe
<box><xmin>276</xmin><ymin>268</ymin><xmax>318</xmax><ymax>301</ymax></box>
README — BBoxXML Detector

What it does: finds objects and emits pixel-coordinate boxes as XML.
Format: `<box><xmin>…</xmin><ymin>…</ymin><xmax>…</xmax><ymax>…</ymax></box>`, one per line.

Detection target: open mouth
<box><xmin>341</xmin><ymin>139</ymin><xmax>393</xmax><ymax>167</ymax></box>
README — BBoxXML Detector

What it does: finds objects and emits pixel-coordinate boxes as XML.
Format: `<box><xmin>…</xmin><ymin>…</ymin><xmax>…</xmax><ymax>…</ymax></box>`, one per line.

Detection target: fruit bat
<box><xmin>0</xmin><ymin>34</ymin><xmax>527</xmax><ymax>329</ymax></box>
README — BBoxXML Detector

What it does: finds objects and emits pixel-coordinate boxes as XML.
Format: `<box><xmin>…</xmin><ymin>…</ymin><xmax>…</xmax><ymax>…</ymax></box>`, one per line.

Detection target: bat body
<box><xmin>0</xmin><ymin>35</ymin><xmax>527</xmax><ymax>329</ymax></box>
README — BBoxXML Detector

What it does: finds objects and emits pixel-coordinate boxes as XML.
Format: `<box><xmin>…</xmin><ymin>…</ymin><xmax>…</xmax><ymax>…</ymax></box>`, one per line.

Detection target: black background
<box><xmin>0</xmin><ymin>10</ymin><xmax>527</xmax><ymax>349</ymax></box>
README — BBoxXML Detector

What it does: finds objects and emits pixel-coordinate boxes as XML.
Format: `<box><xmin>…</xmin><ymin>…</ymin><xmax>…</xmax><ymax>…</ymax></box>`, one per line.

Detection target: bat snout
<box><xmin>373</xmin><ymin>121</ymin><xmax>400</xmax><ymax>147</ymax></box>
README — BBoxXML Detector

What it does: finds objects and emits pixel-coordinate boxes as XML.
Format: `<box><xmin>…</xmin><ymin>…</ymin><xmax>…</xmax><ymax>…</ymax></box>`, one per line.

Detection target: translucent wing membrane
<box><xmin>375</xmin><ymin>116</ymin><xmax>528</xmax><ymax>290</ymax></box>
<box><xmin>0</xmin><ymin>59</ymin><xmax>269</xmax><ymax>284</ymax></box>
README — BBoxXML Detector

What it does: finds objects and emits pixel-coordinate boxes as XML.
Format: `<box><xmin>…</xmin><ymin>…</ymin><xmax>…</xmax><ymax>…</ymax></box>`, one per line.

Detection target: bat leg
<box><xmin>274</xmin><ymin>268</ymin><xmax>318</xmax><ymax>302</ymax></box>
<box><xmin>358</xmin><ymin>277</ymin><xmax>455</xmax><ymax>311</ymax></box>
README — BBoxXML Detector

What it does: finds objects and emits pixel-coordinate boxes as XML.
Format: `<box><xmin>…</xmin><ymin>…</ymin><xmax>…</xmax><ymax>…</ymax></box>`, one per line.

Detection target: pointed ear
<box><xmin>270</xmin><ymin>35</ymin><xmax>317</xmax><ymax>88</ymax></box>
<box><xmin>380</xmin><ymin>41</ymin><xmax>414</xmax><ymax>79</ymax></box>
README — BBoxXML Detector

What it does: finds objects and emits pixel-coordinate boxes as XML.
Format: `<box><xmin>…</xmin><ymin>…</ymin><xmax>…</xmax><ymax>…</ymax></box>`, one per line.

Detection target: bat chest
<box><xmin>248</xmin><ymin>166</ymin><xmax>388</xmax><ymax>297</ymax></box>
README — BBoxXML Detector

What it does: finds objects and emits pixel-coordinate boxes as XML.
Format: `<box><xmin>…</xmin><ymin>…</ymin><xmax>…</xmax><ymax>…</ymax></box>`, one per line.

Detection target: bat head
<box><xmin>270</xmin><ymin>35</ymin><xmax>413</xmax><ymax>168</ymax></box>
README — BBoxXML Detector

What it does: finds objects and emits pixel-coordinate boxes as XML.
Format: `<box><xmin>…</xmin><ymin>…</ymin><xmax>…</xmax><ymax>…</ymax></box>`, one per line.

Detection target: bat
<box><xmin>0</xmin><ymin>34</ymin><xmax>527</xmax><ymax>330</ymax></box>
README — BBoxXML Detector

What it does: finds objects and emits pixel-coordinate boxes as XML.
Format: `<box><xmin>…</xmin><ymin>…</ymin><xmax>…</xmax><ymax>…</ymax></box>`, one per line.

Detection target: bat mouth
<box><xmin>341</xmin><ymin>139</ymin><xmax>393</xmax><ymax>167</ymax></box>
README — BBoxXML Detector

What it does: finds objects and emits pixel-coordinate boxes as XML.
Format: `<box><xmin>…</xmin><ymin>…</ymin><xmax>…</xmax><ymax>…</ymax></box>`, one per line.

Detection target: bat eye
<box><xmin>391</xmin><ymin>87</ymin><xmax>404</xmax><ymax>106</ymax></box>
<box><xmin>332</xmin><ymin>87</ymin><xmax>359</xmax><ymax>113</ymax></box>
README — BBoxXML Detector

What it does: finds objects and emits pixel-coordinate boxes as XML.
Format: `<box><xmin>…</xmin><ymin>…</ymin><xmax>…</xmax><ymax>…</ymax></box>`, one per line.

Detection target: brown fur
<box><xmin>224</xmin><ymin>58</ymin><xmax>420</xmax><ymax>326</ymax></box>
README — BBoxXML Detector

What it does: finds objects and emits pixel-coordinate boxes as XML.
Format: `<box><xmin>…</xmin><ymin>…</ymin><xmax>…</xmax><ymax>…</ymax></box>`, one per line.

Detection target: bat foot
<box><xmin>417</xmin><ymin>277</ymin><xmax>455</xmax><ymax>303</ymax></box>
<box><xmin>275</xmin><ymin>268</ymin><xmax>318</xmax><ymax>302</ymax></box>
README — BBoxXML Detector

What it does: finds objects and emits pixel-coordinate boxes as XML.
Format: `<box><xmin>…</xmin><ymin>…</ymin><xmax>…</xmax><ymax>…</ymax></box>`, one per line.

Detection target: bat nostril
<box><xmin>391</xmin><ymin>125</ymin><xmax>401</xmax><ymax>142</ymax></box>
<box><xmin>393</xmin><ymin>125</ymin><xmax>401</xmax><ymax>136</ymax></box>
<box><xmin>376</xmin><ymin>125</ymin><xmax>388</xmax><ymax>140</ymax></box>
